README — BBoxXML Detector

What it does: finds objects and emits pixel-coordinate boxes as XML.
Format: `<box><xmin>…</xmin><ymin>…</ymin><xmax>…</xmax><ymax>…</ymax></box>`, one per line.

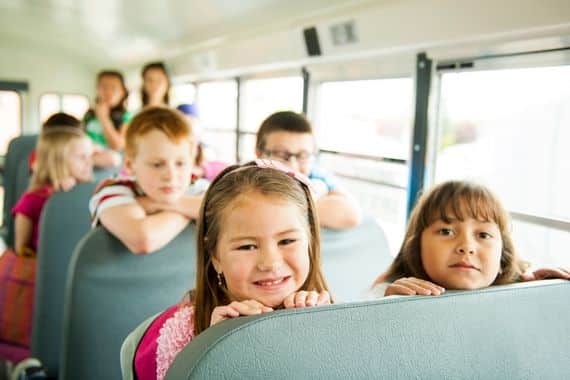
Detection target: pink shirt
<box><xmin>135</xmin><ymin>303</ymin><xmax>195</xmax><ymax>380</ymax></box>
<box><xmin>12</xmin><ymin>186</ymin><xmax>53</xmax><ymax>251</ymax></box>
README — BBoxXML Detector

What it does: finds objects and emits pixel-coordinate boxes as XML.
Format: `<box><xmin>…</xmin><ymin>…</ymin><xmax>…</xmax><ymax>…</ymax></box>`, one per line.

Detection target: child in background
<box><xmin>176</xmin><ymin>103</ymin><xmax>229</xmax><ymax>181</ymax></box>
<box><xmin>371</xmin><ymin>181</ymin><xmax>570</xmax><ymax>297</ymax></box>
<box><xmin>0</xmin><ymin>127</ymin><xmax>93</xmax><ymax>347</ymax></box>
<box><xmin>89</xmin><ymin>107</ymin><xmax>206</xmax><ymax>255</ymax></box>
<box><xmin>256</xmin><ymin>111</ymin><xmax>361</xmax><ymax>229</ymax></box>
<box><xmin>132</xmin><ymin>160</ymin><xmax>331</xmax><ymax>380</ymax></box>
<box><xmin>83</xmin><ymin>70</ymin><xmax>132</xmax><ymax>150</ymax></box>
<box><xmin>141</xmin><ymin>62</ymin><xmax>171</xmax><ymax>108</ymax></box>
<box><xmin>29</xmin><ymin>112</ymin><xmax>121</xmax><ymax>171</ymax></box>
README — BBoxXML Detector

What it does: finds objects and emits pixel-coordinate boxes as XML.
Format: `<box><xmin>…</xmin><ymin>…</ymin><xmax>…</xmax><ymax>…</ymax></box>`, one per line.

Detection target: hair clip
<box><xmin>253</xmin><ymin>158</ymin><xmax>313</xmax><ymax>190</ymax></box>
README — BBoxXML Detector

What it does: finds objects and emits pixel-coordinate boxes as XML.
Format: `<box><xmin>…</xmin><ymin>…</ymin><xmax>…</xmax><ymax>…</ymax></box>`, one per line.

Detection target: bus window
<box><xmin>315</xmin><ymin>78</ymin><xmax>414</xmax><ymax>253</ymax></box>
<box><xmin>434</xmin><ymin>64</ymin><xmax>570</xmax><ymax>266</ymax></box>
<box><xmin>40</xmin><ymin>93</ymin><xmax>89</xmax><ymax>122</ymax></box>
<box><xmin>196</xmin><ymin>81</ymin><xmax>238</xmax><ymax>163</ymax></box>
<box><xmin>40</xmin><ymin>93</ymin><xmax>60</xmax><ymax>123</ymax></box>
<box><xmin>239</xmin><ymin>76</ymin><xmax>303</xmax><ymax>162</ymax></box>
<box><xmin>316</xmin><ymin>78</ymin><xmax>413</xmax><ymax>160</ymax></box>
<box><xmin>171</xmin><ymin>83</ymin><xmax>196</xmax><ymax>107</ymax></box>
<box><xmin>61</xmin><ymin>94</ymin><xmax>89</xmax><ymax>120</ymax></box>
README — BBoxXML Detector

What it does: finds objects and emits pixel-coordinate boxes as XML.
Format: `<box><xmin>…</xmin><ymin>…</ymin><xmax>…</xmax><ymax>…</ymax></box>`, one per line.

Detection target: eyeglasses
<box><xmin>262</xmin><ymin>149</ymin><xmax>315</xmax><ymax>163</ymax></box>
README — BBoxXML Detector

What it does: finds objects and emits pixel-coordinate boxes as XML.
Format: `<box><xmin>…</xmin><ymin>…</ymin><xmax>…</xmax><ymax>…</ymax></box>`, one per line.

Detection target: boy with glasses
<box><xmin>255</xmin><ymin>111</ymin><xmax>361</xmax><ymax>229</ymax></box>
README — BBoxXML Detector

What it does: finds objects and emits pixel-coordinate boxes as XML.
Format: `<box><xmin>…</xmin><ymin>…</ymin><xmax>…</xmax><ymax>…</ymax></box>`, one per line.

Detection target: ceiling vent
<box><xmin>329</xmin><ymin>20</ymin><xmax>358</xmax><ymax>46</ymax></box>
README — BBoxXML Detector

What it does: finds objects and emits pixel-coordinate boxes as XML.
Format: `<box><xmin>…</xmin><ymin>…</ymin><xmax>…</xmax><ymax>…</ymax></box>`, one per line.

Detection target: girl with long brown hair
<box><xmin>132</xmin><ymin>160</ymin><xmax>331</xmax><ymax>380</ymax></box>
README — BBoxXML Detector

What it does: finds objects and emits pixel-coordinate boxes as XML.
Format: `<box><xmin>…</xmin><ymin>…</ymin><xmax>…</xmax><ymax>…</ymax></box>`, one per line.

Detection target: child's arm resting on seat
<box><xmin>98</xmin><ymin>203</ymin><xmax>189</xmax><ymax>255</ymax></box>
<box><xmin>137</xmin><ymin>195</ymin><xmax>203</xmax><ymax>220</ymax></box>
<box><xmin>14</xmin><ymin>214</ymin><xmax>34</xmax><ymax>255</ymax></box>
<box><xmin>384</xmin><ymin>277</ymin><xmax>445</xmax><ymax>297</ymax></box>
<box><xmin>315</xmin><ymin>190</ymin><xmax>362</xmax><ymax>229</ymax></box>
<box><xmin>520</xmin><ymin>267</ymin><xmax>570</xmax><ymax>281</ymax></box>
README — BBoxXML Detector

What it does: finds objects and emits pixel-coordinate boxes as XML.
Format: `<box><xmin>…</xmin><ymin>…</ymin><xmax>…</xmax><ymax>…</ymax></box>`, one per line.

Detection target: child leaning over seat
<box><xmin>89</xmin><ymin>107</ymin><xmax>207</xmax><ymax>255</ymax></box>
<box><xmin>371</xmin><ymin>181</ymin><xmax>570</xmax><ymax>297</ymax></box>
<box><xmin>131</xmin><ymin>160</ymin><xmax>332</xmax><ymax>380</ymax></box>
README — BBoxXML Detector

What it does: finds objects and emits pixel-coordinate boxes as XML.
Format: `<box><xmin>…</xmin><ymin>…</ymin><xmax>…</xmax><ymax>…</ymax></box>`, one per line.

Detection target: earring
<box><xmin>217</xmin><ymin>272</ymin><xmax>223</xmax><ymax>286</ymax></box>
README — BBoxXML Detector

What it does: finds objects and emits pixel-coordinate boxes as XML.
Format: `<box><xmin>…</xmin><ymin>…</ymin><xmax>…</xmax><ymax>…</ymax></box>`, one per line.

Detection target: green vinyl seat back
<box><xmin>166</xmin><ymin>280</ymin><xmax>570</xmax><ymax>380</ymax></box>
<box><xmin>320</xmin><ymin>216</ymin><xmax>392</xmax><ymax>301</ymax></box>
<box><xmin>60</xmin><ymin>224</ymin><xmax>197</xmax><ymax>380</ymax></box>
<box><xmin>2</xmin><ymin>134</ymin><xmax>37</xmax><ymax>230</ymax></box>
<box><xmin>5</xmin><ymin>152</ymin><xmax>35</xmax><ymax>247</ymax></box>
<box><xmin>31</xmin><ymin>182</ymin><xmax>98</xmax><ymax>378</ymax></box>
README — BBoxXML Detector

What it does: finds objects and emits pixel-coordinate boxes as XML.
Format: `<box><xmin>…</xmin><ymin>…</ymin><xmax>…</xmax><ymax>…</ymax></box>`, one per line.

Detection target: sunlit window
<box><xmin>196</xmin><ymin>81</ymin><xmax>238</xmax><ymax>162</ymax></box>
<box><xmin>241</xmin><ymin>77</ymin><xmax>303</xmax><ymax>133</ymax></box>
<box><xmin>435</xmin><ymin>64</ymin><xmax>570</xmax><ymax>266</ymax></box>
<box><xmin>40</xmin><ymin>93</ymin><xmax>89</xmax><ymax>122</ymax></box>
<box><xmin>171</xmin><ymin>83</ymin><xmax>196</xmax><ymax>107</ymax></box>
<box><xmin>0</xmin><ymin>91</ymin><xmax>22</xmax><ymax>155</ymax></box>
<box><xmin>313</xmin><ymin>78</ymin><xmax>414</xmax><ymax>255</ymax></box>
<box><xmin>316</xmin><ymin>78</ymin><xmax>414</xmax><ymax>160</ymax></box>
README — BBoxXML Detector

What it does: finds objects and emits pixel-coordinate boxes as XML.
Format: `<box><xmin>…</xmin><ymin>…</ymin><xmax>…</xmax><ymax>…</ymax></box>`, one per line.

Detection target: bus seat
<box><xmin>166</xmin><ymin>280</ymin><xmax>570</xmax><ymax>380</ymax></box>
<box><xmin>31</xmin><ymin>182</ymin><xmax>97</xmax><ymax>378</ymax></box>
<box><xmin>321</xmin><ymin>216</ymin><xmax>392</xmax><ymax>301</ymax></box>
<box><xmin>120</xmin><ymin>313</ymin><xmax>159</xmax><ymax>380</ymax></box>
<box><xmin>60</xmin><ymin>224</ymin><xmax>197</xmax><ymax>380</ymax></box>
<box><xmin>4</xmin><ymin>154</ymin><xmax>34</xmax><ymax>247</ymax></box>
<box><xmin>2</xmin><ymin>135</ymin><xmax>37</xmax><ymax>229</ymax></box>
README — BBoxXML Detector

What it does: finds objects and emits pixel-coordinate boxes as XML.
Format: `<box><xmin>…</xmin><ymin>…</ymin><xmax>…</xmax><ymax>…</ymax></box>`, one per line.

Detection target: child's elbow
<box><xmin>127</xmin><ymin>234</ymin><xmax>156</xmax><ymax>255</ymax></box>
<box><xmin>344</xmin><ymin>210</ymin><xmax>362</xmax><ymax>228</ymax></box>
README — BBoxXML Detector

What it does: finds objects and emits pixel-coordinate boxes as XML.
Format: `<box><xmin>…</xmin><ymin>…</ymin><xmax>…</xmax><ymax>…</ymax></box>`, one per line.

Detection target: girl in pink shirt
<box><xmin>132</xmin><ymin>160</ymin><xmax>332</xmax><ymax>380</ymax></box>
<box><xmin>1</xmin><ymin>127</ymin><xmax>93</xmax><ymax>349</ymax></box>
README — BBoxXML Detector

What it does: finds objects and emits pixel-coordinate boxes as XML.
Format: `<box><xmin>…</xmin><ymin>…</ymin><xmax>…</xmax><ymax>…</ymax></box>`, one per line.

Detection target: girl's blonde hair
<box><xmin>30</xmin><ymin>127</ymin><xmax>90</xmax><ymax>191</ymax></box>
<box><xmin>384</xmin><ymin>181</ymin><xmax>528</xmax><ymax>286</ymax></box>
<box><xmin>192</xmin><ymin>161</ymin><xmax>330</xmax><ymax>335</ymax></box>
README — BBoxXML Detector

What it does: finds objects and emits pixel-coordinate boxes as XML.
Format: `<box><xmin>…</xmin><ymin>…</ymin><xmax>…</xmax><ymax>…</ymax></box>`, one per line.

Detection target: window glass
<box><xmin>41</xmin><ymin>93</ymin><xmax>89</xmax><ymax>122</ymax></box>
<box><xmin>39</xmin><ymin>93</ymin><xmax>60</xmax><ymax>123</ymax></box>
<box><xmin>201</xmin><ymin>130</ymin><xmax>236</xmax><ymax>164</ymax></box>
<box><xmin>0</xmin><ymin>91</ymin><xmax>22</xmax><ymax>155</ymax></box>
<box><xmin>62</xmin><ymin>94</ymin><xmax>89</xmax><ymax>120</ymax></box>
<box><xmin>435</xmin><ymin>65</ymin><xmax>570</xmax><ymax>221</ymax></box>
<box><xmin>197</xmin><ymin>81</ymin><xmax>237</xmax><ymax>131</ymax></box>
<box><xmin>435</xmin><ymin>64</ymin><xmax>570</xmax><ymax>266</ymax></box>
<box><xmin>171</xmin><ymin>83</ymin><xmax>196</xmax><ymax>107</ymax></box>
<box><xmin>241</xmin><ymin>77</ymin><xmax>303</xmax><ymax>132</ymax></box>
<box><xmin>238</xmin><ymin>134</ymin><xmax>257</xmax><ymax>163</ymax></box>
<box><xmin>316</xmin><ymin>78</ymin><xmax>414</xmax><ymax>160</ymax></box>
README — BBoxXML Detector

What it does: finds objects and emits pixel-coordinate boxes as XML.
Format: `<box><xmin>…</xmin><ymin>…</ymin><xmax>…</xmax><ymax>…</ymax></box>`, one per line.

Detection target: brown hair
<box><xmin>192</xmin><ymin>161</ymin><xmax>330</xmax><ymax>335</ymax></box>
<box><xmin>384</xmin><ymin>181</ymin><xmax>528</xmax><ymax>286</ymax></box>
<box><xmin>125</xmin><ymin>106</ymin><xmax>193</xmax><ymax>158</ymax></box>
<box><xmin>43</xmin><ymin>112</ymin><xmax>81</xmax><ymax>129</ymax></box>
<box><xmin>141</xmin><ymin>62</ymin><xmax>170</xmax><ymax>106</ymax></box>
<box><xmin>30</xmin><ymin>127</ymin><xmax>90</xmax><ymax>191</ymax></box>
<box><xmin>96</xmin><ymin>70</ymin><xmax>129</xmax><ymax>111</ymax></box>
<box><xmin>255</xmin><ymin>111</ymin><xmax>314</xmax><ymax>153</ymax></box>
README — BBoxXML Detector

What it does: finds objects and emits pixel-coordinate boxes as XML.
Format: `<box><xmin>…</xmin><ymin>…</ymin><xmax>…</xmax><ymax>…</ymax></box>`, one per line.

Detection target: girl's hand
<box><xmin>210</xmin><ymin>300</ymin><xmax>273</xmax><ymax>326</ymax></box>
<box><xmin>283</xmin><ymin>290</ymin><xmax>331</xmax><ymax>309</ymax></box>
<box><xmin>520</xmin><ymin>267</ymin><xmax>570</xmax><ymax>281</ymax></box>
<box><xmin>59</xmin><ymin>177</ymin><xmax>77</xmax><ymax>192</ymax></box>
<box><xmin>95</xmin><ymin>101</ymin><xmax>110</xmax><ymax>119</ymax></box>
<box><xmin>385</xmin><ymin>277</ymin><xmax>445</xmax><ymax>296</ymax></box>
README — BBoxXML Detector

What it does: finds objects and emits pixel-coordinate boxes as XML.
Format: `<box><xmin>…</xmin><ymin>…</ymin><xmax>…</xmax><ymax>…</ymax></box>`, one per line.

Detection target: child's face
<box><xmin>258</xmin><ymin>131</ymin><xmax>315</xmax><ymax>176</ymax></box>
<box><xmin>68</xmin><ymin>137</ymin><xmax>94</xmax><ymax>183</ymax></box>
<box><xmin>126</xmin><ymin>130</ymin><xmax>193</xmax><ymax>204</ymax></box>
<box><xmin>143</xmin><ymin>68</ymin><xmax>169</xmax><ymax>100</ymax></box>
<box><xmin>420</xmin><ymin>216</ymin><xmax>502</xmax><ymax>290</ymax></box>
<box><xmin>97</xmin><ymin>76</ymin><xmax>125</xmax><ymax>106</ymax></box>
<box><xmin>213</xmin><ymin>191</ymin><xmax>311</xmax><ymax>308</ymax></box>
